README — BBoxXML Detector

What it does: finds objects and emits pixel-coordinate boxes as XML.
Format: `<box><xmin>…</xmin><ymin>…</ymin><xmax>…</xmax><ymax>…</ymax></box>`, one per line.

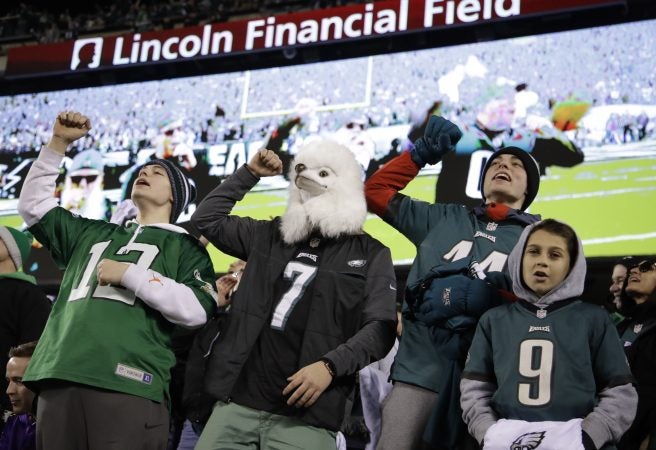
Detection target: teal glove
<box><xmin>410</xmin><ymin>115</ymin><xmax>463</xmax><ymax>167</ymax></box>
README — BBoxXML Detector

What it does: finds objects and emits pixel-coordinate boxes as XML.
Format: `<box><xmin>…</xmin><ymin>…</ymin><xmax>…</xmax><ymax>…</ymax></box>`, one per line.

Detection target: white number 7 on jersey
<box><xmin>271</xmin><ymin>261</ymin><xmax>317</xmax><ymax>330</ymax></box>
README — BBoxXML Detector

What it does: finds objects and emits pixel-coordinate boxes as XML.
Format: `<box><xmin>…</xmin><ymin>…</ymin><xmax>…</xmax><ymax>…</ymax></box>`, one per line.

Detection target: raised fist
<box><xmin>54</xmin><ymin>111</ymin><xmax>92</xmax><ymax>144</ymax></box>
<box><xmin>247</xmin><ymin>149</ymin><xmax>283</xmax><ymax>177</ymax></box>
<box><xmin>48</xmin><ymin>111</ymin><xmax>92</xmax><ymax>154</ymax></box>
<box><xmin>411</xmin><ymin>115</ymin><xmax>462</xmax><ymax>167</ymax></box>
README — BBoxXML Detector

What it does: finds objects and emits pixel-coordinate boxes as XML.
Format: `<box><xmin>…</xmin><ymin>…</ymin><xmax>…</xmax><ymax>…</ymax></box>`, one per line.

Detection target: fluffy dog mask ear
<box><xmin>280</xmin><ymin>139</ymin><xmax>367</xmax><ymax>244</ymax></box>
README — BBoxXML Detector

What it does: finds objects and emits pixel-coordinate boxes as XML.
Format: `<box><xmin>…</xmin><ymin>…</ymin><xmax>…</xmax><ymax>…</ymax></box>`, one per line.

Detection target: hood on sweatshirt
<box><xmin>507</xmin><ymin>219</ymin><xmax>587</xmax><ymax>308</ymax></box>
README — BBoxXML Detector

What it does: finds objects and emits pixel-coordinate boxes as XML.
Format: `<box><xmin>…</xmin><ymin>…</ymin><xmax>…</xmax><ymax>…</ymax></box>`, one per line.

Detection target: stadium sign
<box><xmin>6</xmin><ymin>0</ymin><xmax>623</xmax><ymax>77</ymax></box>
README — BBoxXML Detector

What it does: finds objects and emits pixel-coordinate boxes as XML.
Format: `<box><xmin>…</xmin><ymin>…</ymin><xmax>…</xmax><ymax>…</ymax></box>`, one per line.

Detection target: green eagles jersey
<box><xmin>24</xmin><ymin>207</ymin><xmax>216</xmax><ymax>403</ymax></box>
<box><xmin>391</xmin><ymin>202</ymin><xmax>535</xmax><ymax>390</ymax></box>
<box><xmin>463</xmin><ymin>300</ymin><xmax>633</xmax><ymax>422</ymax></box>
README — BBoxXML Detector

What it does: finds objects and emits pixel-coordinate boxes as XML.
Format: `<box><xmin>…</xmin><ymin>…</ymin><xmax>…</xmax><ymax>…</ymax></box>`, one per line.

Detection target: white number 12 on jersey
<box><xmin>68</xmin><ymin>240</ymin><xmax>160</xmax><ymax>305</ymax></box>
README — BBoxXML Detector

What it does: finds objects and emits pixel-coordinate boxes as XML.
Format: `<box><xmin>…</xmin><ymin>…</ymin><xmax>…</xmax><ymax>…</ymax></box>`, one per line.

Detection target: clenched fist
<box><xmin>410</xmin><ymin>115</ymin><xmax>462</xmax><ymax>167</ymax></box>
<box><xmin>246</xmin><ymin>149</ymin><xmax>283</xmax><ymax>178</ymax></box>
<box><xmin>96</xmin><ymin>258</ymin><xmax>129</xmax><ymax>286</ymax></box>
<box><xmin>48</xmin><ymin>111</ymin><xmax>92</xmax><ymax>155</ymax></box>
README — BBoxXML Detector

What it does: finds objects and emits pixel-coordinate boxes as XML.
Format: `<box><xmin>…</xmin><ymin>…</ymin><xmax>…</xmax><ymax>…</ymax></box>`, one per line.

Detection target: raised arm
<box><xmin>365</xmin><ymin>115</ymin><xmax>462</xmax><ymax>217</ymax></box>
<box><xmin>18</xmin><ymin>111</ymin><xmax>91</xmax><ymax>226</ymax></box>
<box><xmin>191</xmin><ymin>149</ymin><xmax>282</xmax><ymax>257</ymax></box>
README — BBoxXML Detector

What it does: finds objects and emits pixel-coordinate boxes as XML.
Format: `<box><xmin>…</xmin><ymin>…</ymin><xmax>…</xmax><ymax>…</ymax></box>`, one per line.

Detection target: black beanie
<box><xmin>480</xmin><ymin>146</ymin><xmax>540</xmax><ymax>211</ymax></box>
<box><xmin>142</xmin><ymin>159</ymin><xmax>196</xmax><ymax>223</ymax></box>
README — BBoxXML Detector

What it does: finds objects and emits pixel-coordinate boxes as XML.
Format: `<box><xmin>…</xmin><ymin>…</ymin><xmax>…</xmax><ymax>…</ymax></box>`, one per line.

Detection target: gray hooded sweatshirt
<box><xmin>460</xmin><ymin>220</ymin><xmax>637</xmax><ymax>449</ymax></box>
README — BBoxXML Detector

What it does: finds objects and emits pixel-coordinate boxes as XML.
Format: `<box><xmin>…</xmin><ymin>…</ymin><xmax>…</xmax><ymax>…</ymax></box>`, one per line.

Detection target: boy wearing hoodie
<box><xmin>460</xmin><ymin>219</ymin><xmax>637</xmax><ymax>450</ymax></box>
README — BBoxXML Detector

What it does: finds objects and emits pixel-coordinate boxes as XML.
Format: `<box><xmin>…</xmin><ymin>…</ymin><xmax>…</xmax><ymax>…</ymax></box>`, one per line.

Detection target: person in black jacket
<box><xmin>0</xmin><ymin>226</ymin><xmax>51</xmax><ymax>426</ymax></box>
<box><xmin>191</xmin><ymin>140</ymin><xmax>398</xmax><ymax>450</ymax></box>
<box><xmin>617</xmin><ymin>259</ymin><xmax>656</xmax><ymax>450</ymax></box>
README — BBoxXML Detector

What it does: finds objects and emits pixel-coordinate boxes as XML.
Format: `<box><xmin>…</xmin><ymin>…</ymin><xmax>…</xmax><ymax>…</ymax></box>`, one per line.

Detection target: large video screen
<box><xmin>1</xmin><ymin>18</ymin><xmax>655</xmax><ymax>282</ymax></box>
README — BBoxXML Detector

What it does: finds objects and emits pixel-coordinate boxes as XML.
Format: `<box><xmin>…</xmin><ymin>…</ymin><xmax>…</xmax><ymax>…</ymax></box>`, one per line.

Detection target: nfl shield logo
<box><xmin>536</xmin><ymin>309</ymin><xmax>547</xmax><ymax>319</ymax></box>
<box><xmin>634</xmin><ymin>324</ymin><xmax>643</xmax><ymax>334</ymax></box>
<box><xmin>309</xmin><ymin>238</ymin><xmax>321</xmax><ymax>248</ymax></box>
<box><xmin>486</xmin><ymin>222</ymin><xmax>498</xmax><ymax>231</ymax></box>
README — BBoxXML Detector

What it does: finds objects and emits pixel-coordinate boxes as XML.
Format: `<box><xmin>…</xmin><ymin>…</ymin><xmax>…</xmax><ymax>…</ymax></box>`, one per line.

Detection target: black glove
<box><xmin>582</xmin><ymin>430</ymin><xmax>596</xmax><ymax>450</ymax></box>
<box><xmin>410</xmin><ymin>115</ymin><xmax>462</xmax><ymax>167</ymax></box>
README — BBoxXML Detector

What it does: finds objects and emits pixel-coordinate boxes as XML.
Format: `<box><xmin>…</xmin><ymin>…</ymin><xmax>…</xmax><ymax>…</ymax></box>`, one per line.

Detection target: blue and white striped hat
<box><xmin>142</xmin><ymin>159</ymin><xmax>196</xmax><ymax>223</ymax></box>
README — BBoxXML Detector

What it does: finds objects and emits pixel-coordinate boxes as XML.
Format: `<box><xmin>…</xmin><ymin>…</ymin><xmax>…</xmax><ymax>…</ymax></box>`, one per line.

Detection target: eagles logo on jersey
<box><xmin>510</xmin><ymin>431</ymin><xmax>546</xmax><ymax>450</ymax></box>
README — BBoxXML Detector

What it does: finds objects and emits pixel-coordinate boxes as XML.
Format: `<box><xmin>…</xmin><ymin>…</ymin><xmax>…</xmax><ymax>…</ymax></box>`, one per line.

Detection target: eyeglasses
<box><xmin>70</xmin><ymin>174</ymin><xmax>98</xmax><ymax>185</ymax></box>
<box><xmin>636</xmin><ymin>261</ymin><xmax>656</xmax><ymax>273</ymax></box>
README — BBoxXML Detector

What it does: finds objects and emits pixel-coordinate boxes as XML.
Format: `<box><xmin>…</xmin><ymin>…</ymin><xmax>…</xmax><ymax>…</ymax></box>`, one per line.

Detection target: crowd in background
<box><xmin>0</xmin><ymin>18</ymin><xmax>654</xmax><ymax>159</ymax></box>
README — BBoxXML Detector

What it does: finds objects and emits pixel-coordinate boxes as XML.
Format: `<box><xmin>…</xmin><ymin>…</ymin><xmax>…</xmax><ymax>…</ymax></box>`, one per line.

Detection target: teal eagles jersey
<box><xmin>463</xmin><ymin>300</ymin><xmax>633</xmax><ymax>421</ymax></box>
<box><xmin>24</xmin><ymin>207</ymin><xmax>216</xmax><ymax>403</ymax></box>
<box><xmin>390</xmin><ymin>202</ymin><xmax>534</xmax><ymax>390</ymax></box>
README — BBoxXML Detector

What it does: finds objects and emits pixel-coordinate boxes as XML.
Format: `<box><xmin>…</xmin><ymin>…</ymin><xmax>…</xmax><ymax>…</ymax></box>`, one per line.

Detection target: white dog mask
<box><xmin>280</xmin><ymin>139</ymin><xmax>367</xmax><ymax>245</ymax></box>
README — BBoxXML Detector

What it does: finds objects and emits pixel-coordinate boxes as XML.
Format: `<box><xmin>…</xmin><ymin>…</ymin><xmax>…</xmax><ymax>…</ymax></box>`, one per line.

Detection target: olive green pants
<box><xmin>195</xmin><ymin>401</ymin><xmax>337</xmax><ymax>450</ymax></box>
